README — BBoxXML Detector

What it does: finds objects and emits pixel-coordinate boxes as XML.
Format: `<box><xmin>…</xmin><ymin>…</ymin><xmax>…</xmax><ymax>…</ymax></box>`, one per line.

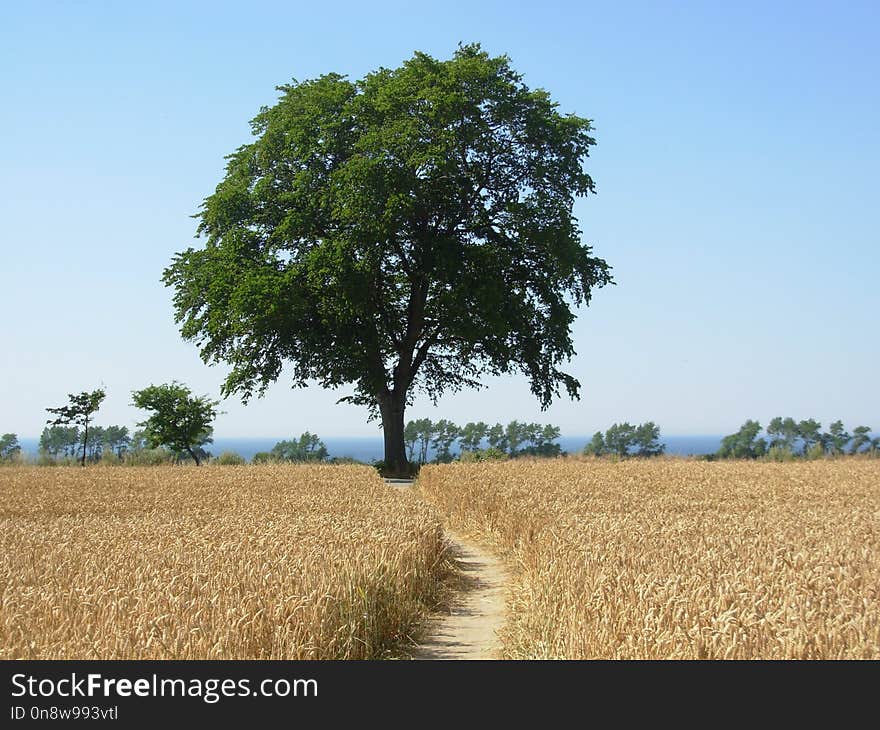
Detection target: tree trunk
<box><xmin>80</xmin><ymin>422</ymin><xmax>88</xmax><ymax>467</ymax></box>
<box><xmin>379</xmin><ymin>395</ymin><xmax>409</xmax><ymax>478</ymax></box>
<box><xmin>186</xmin><ymin>447</ymin><xmax>201</xmax><ymax>466</ymax></box>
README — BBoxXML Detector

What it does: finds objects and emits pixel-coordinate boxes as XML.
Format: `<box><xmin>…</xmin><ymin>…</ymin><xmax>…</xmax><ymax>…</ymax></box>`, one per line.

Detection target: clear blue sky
<box><xmin>1</xmin><ymin>1</ymin><xmax>877</xmax><ymax>439</ymax></box>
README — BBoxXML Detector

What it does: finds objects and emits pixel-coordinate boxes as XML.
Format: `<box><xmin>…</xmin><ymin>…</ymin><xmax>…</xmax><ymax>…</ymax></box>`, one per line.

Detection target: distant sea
<box><xmin>17</xmin><ymin>435</ymin><xmax>724</xmax><ymax>462</ymax></box>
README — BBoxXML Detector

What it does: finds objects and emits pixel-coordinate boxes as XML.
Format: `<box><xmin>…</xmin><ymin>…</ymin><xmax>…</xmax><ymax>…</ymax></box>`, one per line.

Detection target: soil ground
<box><xmin>409</xmin><ymin>529</ymin><xmax>508</xmax><ymax>660</ymax></box>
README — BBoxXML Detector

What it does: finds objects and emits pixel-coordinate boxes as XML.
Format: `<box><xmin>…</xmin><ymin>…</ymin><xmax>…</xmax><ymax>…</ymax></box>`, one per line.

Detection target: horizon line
<box><xmin>15</xmin><ymin>433</ymin><xmax>728</xmax><ymax>441</ymax></box>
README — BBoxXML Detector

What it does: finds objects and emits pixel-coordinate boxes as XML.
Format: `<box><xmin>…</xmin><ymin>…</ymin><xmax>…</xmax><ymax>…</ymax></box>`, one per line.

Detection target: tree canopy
<box><xmin>45</xmin><ymin>389</ymin><xmax>106</xmax><ymax>466</ymax></box>
<box><xmin>269</xmin><ymin>432</ymin><xmax>329</xmax><ymax>462</ymax></box>
<box><xmin>163</xmin><ymin>44</ymin><xmax>611</xmax><ymax>475</ymax></box>
<box><xmin>716</xmin><ymin>418</ymin><xmax>876</xmax><ymax>460</ymax></box>
<box><xmin>717</xmin><ymin>420</ymin><xmax>767</xmax><ymax>459</ymax></box>
<box><xmin>583</xmin><ymin>422</ymin><xmax>665</xmax><ymax>458</ymax></box>
<box><xmin>0</xmin><ymin>433</ymin><xmax>20</xmax><ymax>462</ymax></box>
<box><xmin>131</xmin><ymin>382</ymin><xmax>219</xmax><ymax>466</ymax></box>
<box><xmin>402</xmin><ymin>418</ymin><xmax>562</xmax><ymax>464</ymax></box>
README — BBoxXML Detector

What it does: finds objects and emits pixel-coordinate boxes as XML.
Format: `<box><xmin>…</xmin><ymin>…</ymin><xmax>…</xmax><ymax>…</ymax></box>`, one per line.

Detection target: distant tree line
<box><xmin>13</xmin><ymin>387</ymin><xmax>874</xmax><ymax>468</ymax></box>
<box><xmin>39</xmin><ymin>424</ymin><xmax>132</xmax><ymax>462</ymax></box>
<box><xmin>582</xmin><ymin>422</ymin><xmax>665</xmax><ymax>458</ymax></box>
<box><xmin>254</xmin><ymin>432</ymin><xmax>330</xmax><ymax>463</ymax></box>
<box><xmin>7</xmin><ymin>416</ymin><xmax>565</xmax><ymax>468</ymax></box>
<box><xmin>716</xmin><ymin>418</ymin><xmax>878</xmax><ymax>460</ymax></box>
<box><xmin>13</xmin><ymin>382</ymin><xmax>223</xmax><ymax>466</ymax></box>
<box><xmin>402</xmin><ymin>419</ymin><xmax>562</xmax><ymax>465</ymax></box>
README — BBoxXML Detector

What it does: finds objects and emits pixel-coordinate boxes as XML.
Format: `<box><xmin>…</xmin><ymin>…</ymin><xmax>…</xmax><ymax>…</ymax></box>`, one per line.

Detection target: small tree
<box><xmin>46</xmin><ymin>389</ymin><xmax>106</xmax><ymax>466</ymax></box>
<box><xmin>604</xmin><ymin>422</ymin><xmax>637</xmax><ymax>457</ymax></box>
<box><xmin>404</xmin><ymin>420</ymin><xmax>420</xmax><ymax>462</ymax></box>
<box><xmin>270</xmin><ymin>432</ymin><xmax>329</xmax><ymax>462</ymax></box>
<box><xmin>520</xmin><ymin>423</ymin><xmax>562</xmax><ymax>457</ymax></box>
<box><xmin>767</xmin><ymin>416</ymin><xmax>799</xmax><ymax>453</ymax></box>
<box><xmin>486</xmin><ymin>423</ymin><xmax>509</xmax><ymax>454</ymax></box>
<box><xmin>38</xmin><ymin>425</ymin><xmax>80</xmax><ymax>459</ymax></box>
<box><xmin>797</xmin><ymin>419</ymin><xmax>822</xmax><ymax>456</ymax></box>
<box><xmin>431</xmin><ymin>419</ymin><xmax>461</xmax><ymax>463</ymax></box>
<box><xmin>0</xmin><ymin>433</ymin><xmax>20</xmax><ymax>462</ymax></box>
<box><xmin>505</xmin><ymin>420</ymin><xmax>529</xmax><ymax>456</ymax></box>
<box><xmin>850</xmin><ymin>426</ymin><xmax>873</xmax><ymax>454</ymax></box>
<box><xmin>86</xmin><ymin>425</ymin><xmax>105</xmax><ymax>462</ymax></box>
<box><xmin>403</xmin><ymin>419</ymin><xmax>433</xmax><ymax>464</ymax></box>
<box><xmin>459</xmin><ymin>422</ymin><xmax>489</xmax><ymax>453</ymax></box>
<box><xmin>634</xmin><ymin>422</ymin><xmax>665</xmax><ymax>457</ymax></box>
<box><xmin>129</xmin><ymin>429</ymin><xmax>148</xmax><ymax>452</ymax></box>
<box><xmin>583</xmin><ymin>430</ymin><xmax>606</xmax><ymax>456</ymax></box>
<box><xmin>823</xmin><ymin>420</ymin><xmax>850</xmax><ymax>455</ymax></box>
<box><xmin>131</xmin><ymin>382</ymin><xmax>219</xmax><ymax>466</ymax></box>
<box><xmin>717</xmin><ymin>420</ymin><xmax>767</xmax><ymax>459</ymax></box>
<box><xmin>102</xmin><ymin>425</ymin><xmax>131</xmax><ymax>459</ymax></box>
<box><xmin>415</xmin><ymin>419</ymin><xmax>434</xmax><ymax>465</ymax></box>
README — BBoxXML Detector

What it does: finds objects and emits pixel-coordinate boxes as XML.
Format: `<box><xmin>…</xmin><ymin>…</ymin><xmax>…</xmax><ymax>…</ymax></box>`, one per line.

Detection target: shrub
<box><xmin>806</xmin><ymin>443</ymin><xmax>826</xmax><ymax>461</ymax></box>
<box><xmin>252</xmin><ymin>452</ymin><xmax>278</xmax><ymax>464</ymax></box>
<box><xmin>124</xmin><ymin>448</ymin><xmax>175</xmax><ymax>466</ymax></box>
<box><xmin>215</xmin><ymin>451</ymin><xmax>245</xmax><ymax>466</ymax></box>
<box><xmin>100</xmin><ymin>450</ymin><xmax>122</xmax><ymax>466</ymax></box>
<box><xmin>765</xmin><ymin>446</ymin><xmax>796</xmax><ymax>462</ymax></box>
<box><xmin>459</xmin><ymin>447</ymin><xmax>508</xmax><ymax>462</ymax></box>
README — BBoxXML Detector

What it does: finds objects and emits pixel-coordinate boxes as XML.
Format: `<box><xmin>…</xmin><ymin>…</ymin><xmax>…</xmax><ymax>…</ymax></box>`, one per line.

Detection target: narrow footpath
<box><xmin>411</xmin><ymin>530</ymin><xmax>507</xmax><ymax>659</ymax></box>
<box><xmin>386</xmin><ymin>479</ymin><xmax>508</xmax><ymax>660</ymax></box>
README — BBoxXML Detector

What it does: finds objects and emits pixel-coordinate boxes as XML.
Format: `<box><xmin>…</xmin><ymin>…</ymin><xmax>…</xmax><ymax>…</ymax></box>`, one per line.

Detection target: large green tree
<box><xmin>131</xmin><ymin>382</ymin><xmax>219</xmax><ymax>466</ymax></box>
<box><xmin>163</xmin><ymin>45</ymin><xmax>611</xmax><ymax>476</ymax></box>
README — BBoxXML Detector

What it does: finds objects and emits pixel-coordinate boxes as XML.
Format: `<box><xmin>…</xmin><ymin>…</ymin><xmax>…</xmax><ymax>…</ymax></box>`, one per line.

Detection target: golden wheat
<box><xmin>418</xmin><ymin>459</ymin><xmax>880</xmax><ymax>659</ymax></box>
<box><xmin>0</xmin><ymin>465</ymin><xmax>446</xmax><ymax>659</ymax></box>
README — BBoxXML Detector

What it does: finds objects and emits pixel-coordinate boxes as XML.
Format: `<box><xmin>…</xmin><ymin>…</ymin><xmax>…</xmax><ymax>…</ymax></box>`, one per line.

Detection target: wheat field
<box><xmin>418</xmin><ymin>459</ymin><xmax>880</xmax><ymax>659</ymax></box>
<box><xmin>0</xmin><ymin>465</ymin><xmax>447</xmax><ymax>659</ymax></box>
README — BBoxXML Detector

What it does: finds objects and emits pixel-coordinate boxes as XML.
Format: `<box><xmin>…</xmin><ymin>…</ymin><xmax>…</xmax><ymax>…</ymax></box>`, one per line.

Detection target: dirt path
<box><xmin>410</xmin><ymin>529</ymin><xmax>508</xmax><ymax>660</ymax></box>
<box><xmin>384</xmin><ymin>479</ymin><xmax>508</xmax><ymax>659</ymax></box>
